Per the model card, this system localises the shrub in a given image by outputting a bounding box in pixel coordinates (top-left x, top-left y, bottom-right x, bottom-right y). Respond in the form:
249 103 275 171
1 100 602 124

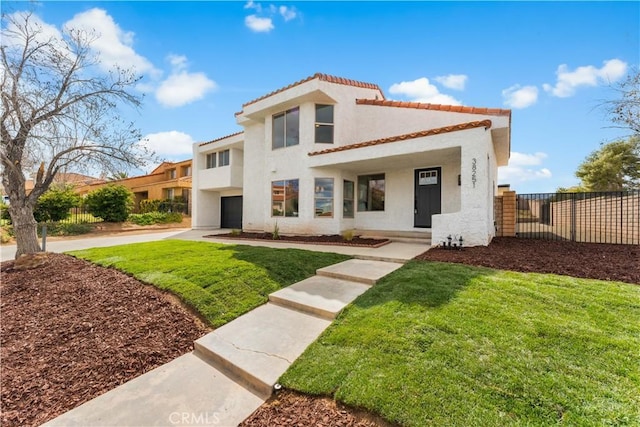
85 184 134 222
139 199 161 214
34 185 81 222
341 229 355 241
0 225 13 243
272 221 280 240
0 201 10 224
230 229 241 236
128 212 183 226
37 222 93 236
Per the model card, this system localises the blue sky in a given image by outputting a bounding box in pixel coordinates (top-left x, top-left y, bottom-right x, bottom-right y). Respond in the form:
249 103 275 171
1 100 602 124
5 1 639 193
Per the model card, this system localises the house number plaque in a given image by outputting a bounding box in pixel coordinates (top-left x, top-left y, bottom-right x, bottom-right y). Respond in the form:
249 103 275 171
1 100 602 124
471 158 477 188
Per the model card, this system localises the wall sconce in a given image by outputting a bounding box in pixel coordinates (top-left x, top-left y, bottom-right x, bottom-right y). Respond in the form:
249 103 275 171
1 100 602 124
458 174 461 186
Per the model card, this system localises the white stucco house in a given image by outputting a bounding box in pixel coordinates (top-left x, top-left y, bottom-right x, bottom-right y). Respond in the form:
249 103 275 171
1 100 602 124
192 73 511 246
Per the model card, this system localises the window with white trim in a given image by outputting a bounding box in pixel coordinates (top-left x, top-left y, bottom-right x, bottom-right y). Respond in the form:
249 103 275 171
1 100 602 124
315 104 334 144
218 149 230 167
206 153 216 169
343 180 354 218
272 179 299 217
357 174 385 211
272 107 299 149
314 178 334 217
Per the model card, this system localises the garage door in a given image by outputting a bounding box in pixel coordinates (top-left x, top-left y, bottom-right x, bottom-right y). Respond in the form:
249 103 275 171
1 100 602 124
221 196 243 229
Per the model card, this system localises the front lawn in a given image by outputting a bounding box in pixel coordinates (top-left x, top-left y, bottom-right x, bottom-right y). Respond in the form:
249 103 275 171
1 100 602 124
69 240 350 327
280 261 640 426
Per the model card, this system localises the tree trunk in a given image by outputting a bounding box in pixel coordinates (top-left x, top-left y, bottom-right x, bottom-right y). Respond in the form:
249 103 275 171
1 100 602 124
10 204 42 258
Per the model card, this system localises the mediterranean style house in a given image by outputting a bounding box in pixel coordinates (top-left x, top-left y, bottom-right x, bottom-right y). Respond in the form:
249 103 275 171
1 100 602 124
192 73 511 246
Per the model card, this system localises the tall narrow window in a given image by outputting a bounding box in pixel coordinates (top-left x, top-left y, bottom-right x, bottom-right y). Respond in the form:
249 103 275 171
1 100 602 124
357 174 385 211
315 104 334 144
272 179 299 217
218 149 230 166
272 107 299 149
343 180 354 218
206 153 216 169
314 178 334 217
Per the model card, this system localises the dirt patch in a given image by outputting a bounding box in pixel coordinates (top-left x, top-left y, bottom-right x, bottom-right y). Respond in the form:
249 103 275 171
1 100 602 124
210 232 390 247
416 237 639 284
239 389 396 427
0 253 210 427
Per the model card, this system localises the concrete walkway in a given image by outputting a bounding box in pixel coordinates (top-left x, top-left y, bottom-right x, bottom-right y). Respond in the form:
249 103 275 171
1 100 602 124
171 229 429 263
44 257 404 427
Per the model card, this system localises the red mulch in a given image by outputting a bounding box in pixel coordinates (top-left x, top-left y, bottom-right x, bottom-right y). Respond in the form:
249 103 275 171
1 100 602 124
416 237 640 284
0 253 210 427
239 389 396 427
209 232 390 247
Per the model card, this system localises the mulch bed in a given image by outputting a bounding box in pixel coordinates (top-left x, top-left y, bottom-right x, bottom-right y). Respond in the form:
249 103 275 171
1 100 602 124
209 232 391 247
0 253 210 427
416 237 640 284
239 389 396 427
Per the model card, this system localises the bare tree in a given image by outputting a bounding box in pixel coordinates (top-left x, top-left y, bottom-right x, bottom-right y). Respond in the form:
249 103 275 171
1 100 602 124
605 68 640 135
1 11 152 258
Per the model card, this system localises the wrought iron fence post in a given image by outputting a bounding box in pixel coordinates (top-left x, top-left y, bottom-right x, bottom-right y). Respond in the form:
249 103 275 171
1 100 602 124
570 194 576 242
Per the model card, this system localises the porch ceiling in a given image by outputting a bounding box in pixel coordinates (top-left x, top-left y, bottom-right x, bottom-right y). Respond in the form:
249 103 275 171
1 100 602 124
309 146 461 173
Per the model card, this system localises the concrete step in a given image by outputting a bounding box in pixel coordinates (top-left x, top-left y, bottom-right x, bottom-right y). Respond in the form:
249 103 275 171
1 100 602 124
358 229 432 244
194 303 331 398
43 353 265 427
316 259 403 285
269 276 371 320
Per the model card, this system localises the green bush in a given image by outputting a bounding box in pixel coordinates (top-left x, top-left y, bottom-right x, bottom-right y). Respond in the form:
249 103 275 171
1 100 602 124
37 222 93 236
139 198 187 214
128 212 183 225
34 185 81 222
85 184 133 222
0 201 10 224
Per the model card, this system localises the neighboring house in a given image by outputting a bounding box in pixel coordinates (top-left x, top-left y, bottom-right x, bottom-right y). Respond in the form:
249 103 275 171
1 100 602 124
193 73 511 246
75 160 193 213
1 172 106 203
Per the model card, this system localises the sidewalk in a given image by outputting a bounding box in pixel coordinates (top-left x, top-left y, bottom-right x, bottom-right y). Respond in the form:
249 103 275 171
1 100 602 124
44 256 405 427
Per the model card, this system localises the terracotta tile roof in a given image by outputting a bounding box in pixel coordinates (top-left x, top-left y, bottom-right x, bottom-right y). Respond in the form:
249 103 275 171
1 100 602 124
356 99 511 117
235 73 384 116
308 120 492 157
199 131 244 147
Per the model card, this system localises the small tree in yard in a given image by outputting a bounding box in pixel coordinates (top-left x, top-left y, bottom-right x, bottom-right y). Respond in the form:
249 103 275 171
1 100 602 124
0 11 151 258
33 185 80 222
84 184 133 222
575 137 640 191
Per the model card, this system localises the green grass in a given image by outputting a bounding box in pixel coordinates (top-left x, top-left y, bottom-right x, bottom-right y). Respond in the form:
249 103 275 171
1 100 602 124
68 240 350 328
281 260 640 427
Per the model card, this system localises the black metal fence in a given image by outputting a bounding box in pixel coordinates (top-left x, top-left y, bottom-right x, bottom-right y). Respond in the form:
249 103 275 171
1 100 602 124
516 191 639 245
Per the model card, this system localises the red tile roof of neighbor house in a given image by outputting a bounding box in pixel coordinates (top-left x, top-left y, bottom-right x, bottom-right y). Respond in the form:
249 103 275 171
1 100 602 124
234 73 384 116
199 131 244 147
308 120 492 156
355 99 511 117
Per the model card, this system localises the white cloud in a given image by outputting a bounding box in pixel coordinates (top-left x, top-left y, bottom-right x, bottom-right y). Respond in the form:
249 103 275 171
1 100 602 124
434 74 468 91
543 59 628 98
155 55 217 108
139 131 194 159
502 84 539 109
244 0 261 10
389 77 462 105
64 8 158 76
498 151 552 184
3 12 64 49
245 14 274 32
279 5 297 21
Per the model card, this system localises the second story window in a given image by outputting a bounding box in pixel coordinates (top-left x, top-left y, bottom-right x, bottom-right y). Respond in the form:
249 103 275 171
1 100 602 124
272 107 299 149
206 153 216 169
168 169 177 179
218 150 230 167
315 104 334 144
